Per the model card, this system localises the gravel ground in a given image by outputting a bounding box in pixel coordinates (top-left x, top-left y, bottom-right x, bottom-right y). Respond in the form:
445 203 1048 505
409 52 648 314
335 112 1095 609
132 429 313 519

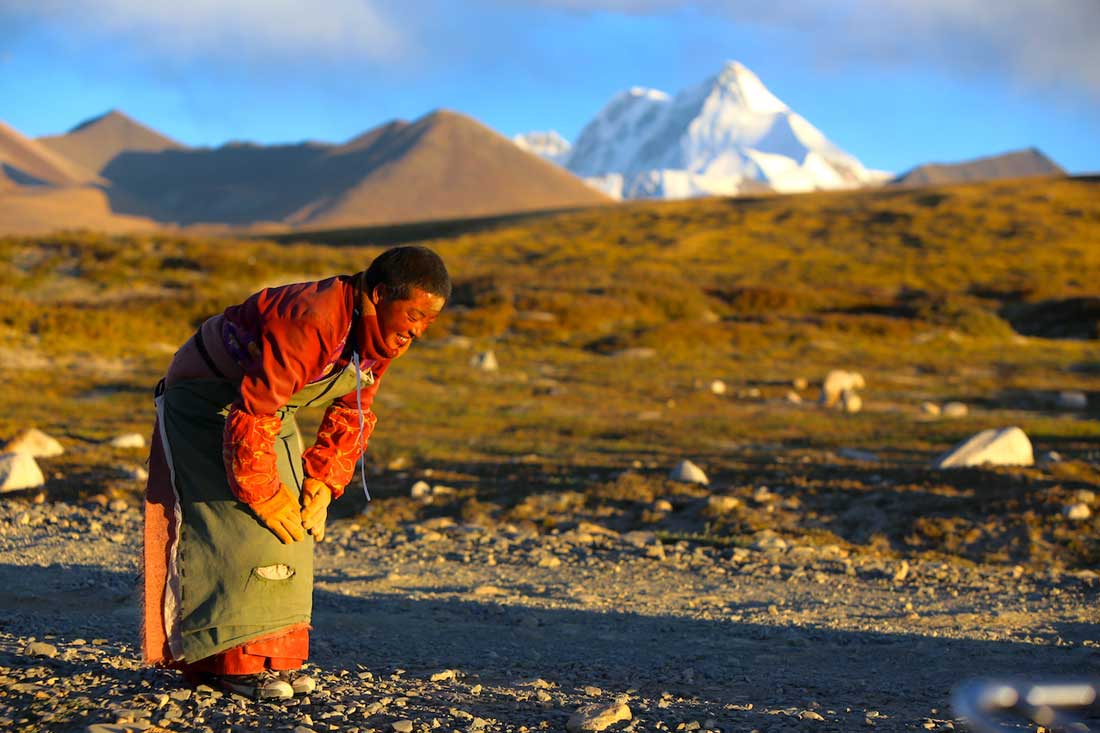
0 496 1097 733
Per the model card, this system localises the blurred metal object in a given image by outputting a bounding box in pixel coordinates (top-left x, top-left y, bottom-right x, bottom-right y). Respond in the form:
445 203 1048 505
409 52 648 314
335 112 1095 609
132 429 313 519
953 679 1100 732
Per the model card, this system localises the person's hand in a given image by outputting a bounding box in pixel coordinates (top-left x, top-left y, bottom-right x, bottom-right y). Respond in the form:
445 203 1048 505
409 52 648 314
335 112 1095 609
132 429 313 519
301 478 333 542
248 483 306 544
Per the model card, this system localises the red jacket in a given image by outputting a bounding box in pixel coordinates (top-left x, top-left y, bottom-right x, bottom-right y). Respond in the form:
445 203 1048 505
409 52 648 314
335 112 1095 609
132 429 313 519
220 275 389 502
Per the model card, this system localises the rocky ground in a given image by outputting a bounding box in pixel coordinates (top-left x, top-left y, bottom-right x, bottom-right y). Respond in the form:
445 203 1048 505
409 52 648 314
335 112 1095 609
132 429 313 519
0 493 1097 733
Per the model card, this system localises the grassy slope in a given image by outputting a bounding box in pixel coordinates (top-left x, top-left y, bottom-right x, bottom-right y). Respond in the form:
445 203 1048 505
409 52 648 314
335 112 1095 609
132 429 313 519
1 176 1098 567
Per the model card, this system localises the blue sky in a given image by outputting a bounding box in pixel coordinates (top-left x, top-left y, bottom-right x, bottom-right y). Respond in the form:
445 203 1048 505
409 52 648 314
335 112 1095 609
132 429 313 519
1 0 1097 174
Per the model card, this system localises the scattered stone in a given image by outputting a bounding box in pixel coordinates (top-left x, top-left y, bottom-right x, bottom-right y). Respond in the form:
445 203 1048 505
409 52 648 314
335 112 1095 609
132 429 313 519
1056 390 1088 410
705 495 741 515
933 426 1034 468
820 370 865 407
118 465 148 482
837 448 878 462
893 560 910 583
470 350 499 372
410 480 432 499
1039 451 1063 466
669 460 708 485
3 428 64 457
792 377 809 391
612 347 657 360
799 710 826 721
430 669 459 682
709 379 727 395
109 499 129 513
391 720 414 733
785 391 803 404
1064 503 1091 521
566 698 632 732
941 402 969 418
108 433 146 449
0 452 46 493
23 641 58 658
752 534 788 552
622 531 659 549
920 402 941 416
840 389 862 414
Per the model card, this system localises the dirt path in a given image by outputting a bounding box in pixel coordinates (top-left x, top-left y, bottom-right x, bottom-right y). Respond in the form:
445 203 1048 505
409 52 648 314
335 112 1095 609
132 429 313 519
0 497 1096 732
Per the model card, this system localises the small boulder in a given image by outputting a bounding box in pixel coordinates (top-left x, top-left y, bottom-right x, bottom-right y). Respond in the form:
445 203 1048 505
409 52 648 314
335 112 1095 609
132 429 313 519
109 433 146 449
920 402 941 416
785 391 802 404
470 350 499 372
1056 391 1088 410
840 389 862 414
941 402 969 418
792 377 809 391
709 379 727 395
1063 503 1091 521
566 699 632 732
669 460 708 485
933 427 1034 469
409 480 432 499
4 428 64 457
820 370 865 407
0 452 46 493
705 495 741 515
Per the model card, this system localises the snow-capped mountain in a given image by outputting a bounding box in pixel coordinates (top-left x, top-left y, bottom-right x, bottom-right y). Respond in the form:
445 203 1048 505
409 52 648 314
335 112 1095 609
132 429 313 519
512 130 572 166
531 61 888 200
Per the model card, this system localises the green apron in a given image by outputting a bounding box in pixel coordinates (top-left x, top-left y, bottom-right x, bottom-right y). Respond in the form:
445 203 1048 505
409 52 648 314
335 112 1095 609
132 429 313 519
159 361 371 662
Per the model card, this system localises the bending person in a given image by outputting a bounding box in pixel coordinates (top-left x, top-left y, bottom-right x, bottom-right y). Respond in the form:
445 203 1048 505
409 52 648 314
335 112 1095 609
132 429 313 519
142 245 449 699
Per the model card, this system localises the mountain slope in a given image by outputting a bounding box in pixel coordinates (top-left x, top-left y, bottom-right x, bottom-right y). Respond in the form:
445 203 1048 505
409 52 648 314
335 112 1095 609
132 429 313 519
894 148 1065 186
564 61 885 199
291 110 612 227
38 110 183 174
0 121 99 187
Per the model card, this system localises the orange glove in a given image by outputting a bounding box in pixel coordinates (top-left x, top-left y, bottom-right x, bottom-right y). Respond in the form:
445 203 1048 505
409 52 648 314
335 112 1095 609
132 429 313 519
301 477 333 542
248 483 305 544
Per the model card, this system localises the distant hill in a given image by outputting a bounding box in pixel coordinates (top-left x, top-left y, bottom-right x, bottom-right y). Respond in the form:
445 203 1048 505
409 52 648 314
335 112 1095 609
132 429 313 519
893 148 1065 186
0 121 99 187
100 109 612 227
38 110 183 174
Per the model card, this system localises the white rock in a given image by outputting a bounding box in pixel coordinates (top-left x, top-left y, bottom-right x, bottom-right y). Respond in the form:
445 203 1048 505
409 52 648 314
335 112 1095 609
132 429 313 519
3 428 64 457
470 350 499 372
920 402 941 416
109 433 146 449
709 379 727 395
934 427 1034 469
0 452 46 492
785 391 802 404
409 480 432 499
669 460 708 485
941 402 969 418
1063 503 1091 520
1056 391 1088 410
820 370 865 407
792 377 809 391
840 389 862 414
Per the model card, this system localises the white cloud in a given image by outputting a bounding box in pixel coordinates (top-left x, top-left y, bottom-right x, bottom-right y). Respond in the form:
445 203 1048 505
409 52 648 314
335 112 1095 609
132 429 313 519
1 0 409 64
516 0 1100 95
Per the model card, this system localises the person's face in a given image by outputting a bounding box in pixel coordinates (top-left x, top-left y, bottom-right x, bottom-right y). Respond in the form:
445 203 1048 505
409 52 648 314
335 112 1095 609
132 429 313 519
371 285 445 356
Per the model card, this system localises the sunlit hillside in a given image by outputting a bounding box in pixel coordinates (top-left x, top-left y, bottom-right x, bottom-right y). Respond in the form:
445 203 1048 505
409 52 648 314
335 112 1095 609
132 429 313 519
2 175 1098 568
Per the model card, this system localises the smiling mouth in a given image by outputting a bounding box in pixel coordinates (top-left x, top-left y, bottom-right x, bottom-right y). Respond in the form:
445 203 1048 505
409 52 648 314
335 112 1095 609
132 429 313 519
395 334 410 346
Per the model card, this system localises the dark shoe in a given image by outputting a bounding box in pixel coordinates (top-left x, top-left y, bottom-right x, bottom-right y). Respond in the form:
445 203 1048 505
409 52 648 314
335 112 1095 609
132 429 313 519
279 669 317 695
215 671 294 700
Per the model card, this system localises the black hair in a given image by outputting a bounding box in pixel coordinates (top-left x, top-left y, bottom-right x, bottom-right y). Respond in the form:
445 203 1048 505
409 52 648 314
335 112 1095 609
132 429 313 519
362 245 451 301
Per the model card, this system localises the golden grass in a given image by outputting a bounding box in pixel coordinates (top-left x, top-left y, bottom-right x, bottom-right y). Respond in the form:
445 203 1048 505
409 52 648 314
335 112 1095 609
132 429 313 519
2 176 1098 567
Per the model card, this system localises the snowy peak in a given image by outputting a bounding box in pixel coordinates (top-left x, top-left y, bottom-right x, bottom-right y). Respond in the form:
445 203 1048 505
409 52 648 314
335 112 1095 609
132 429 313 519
558 60 885 199
513 130 571 165
702 61 788 115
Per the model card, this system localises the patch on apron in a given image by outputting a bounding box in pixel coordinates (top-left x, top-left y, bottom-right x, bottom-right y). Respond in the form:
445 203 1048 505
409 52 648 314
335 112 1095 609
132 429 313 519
253 564 296 581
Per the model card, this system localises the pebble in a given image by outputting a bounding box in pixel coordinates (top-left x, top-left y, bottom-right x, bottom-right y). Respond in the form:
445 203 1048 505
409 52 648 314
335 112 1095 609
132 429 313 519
392 720 414 733
1063 503 1091 520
